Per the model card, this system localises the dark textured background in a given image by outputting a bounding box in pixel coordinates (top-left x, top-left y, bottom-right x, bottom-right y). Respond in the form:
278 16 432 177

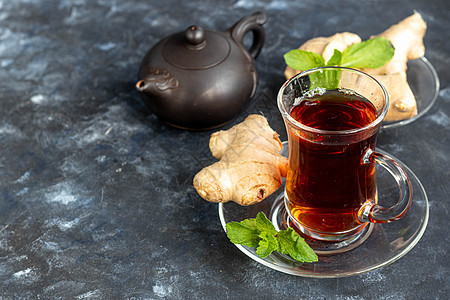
0 0 448 298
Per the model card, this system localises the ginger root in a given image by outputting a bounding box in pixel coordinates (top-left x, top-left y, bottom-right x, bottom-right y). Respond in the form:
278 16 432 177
193 114 288 206
373 73 418 120
284 12 427 122
364 12 426 121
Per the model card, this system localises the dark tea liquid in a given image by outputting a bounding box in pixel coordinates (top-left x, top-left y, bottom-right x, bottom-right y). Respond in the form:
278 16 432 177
286 89 378 237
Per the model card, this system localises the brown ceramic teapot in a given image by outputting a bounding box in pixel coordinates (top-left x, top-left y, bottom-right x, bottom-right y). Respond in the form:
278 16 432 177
136 11 267 130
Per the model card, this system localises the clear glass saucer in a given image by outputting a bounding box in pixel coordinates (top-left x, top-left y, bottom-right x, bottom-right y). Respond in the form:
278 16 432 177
381 57 440 129
218 147 429 278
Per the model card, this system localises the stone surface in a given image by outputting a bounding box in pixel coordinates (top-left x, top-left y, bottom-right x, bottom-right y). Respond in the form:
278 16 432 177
0 0 449 298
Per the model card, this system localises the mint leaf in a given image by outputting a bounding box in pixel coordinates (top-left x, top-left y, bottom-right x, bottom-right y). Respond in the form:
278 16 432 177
257 231 279 258
226 219 260 247
277 228 318 263
284 49 325 71
326 49 343 66
225 212 318 263
255 212 279 258
341 37 394 68
255 211 277 235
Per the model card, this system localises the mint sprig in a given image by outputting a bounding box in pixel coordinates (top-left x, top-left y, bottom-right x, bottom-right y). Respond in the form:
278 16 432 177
283 37 394 90
226 212 318 263
283 36 394 70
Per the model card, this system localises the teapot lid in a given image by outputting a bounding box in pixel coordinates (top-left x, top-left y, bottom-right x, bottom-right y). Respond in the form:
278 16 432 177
162 25 231 70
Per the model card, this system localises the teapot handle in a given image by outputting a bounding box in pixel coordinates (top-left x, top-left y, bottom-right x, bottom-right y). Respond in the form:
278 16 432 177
230 11 267 59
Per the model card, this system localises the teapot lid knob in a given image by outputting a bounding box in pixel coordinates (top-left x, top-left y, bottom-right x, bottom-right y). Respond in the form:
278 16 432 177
185 26 206 48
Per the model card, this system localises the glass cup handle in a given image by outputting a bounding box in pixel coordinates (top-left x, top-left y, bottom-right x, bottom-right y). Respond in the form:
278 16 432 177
359 149 413 223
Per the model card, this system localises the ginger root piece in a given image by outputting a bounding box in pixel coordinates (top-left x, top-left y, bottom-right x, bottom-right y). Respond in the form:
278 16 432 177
283 13 427 122
193 114 288 206
363 12 426 120
373 73 418 121
284 32 361 79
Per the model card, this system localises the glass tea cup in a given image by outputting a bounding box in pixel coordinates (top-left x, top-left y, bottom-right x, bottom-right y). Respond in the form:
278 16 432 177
277 67 412 247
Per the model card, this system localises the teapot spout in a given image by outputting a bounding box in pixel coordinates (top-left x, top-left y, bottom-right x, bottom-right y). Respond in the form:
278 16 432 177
136 79 153 93
136 68 179 94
